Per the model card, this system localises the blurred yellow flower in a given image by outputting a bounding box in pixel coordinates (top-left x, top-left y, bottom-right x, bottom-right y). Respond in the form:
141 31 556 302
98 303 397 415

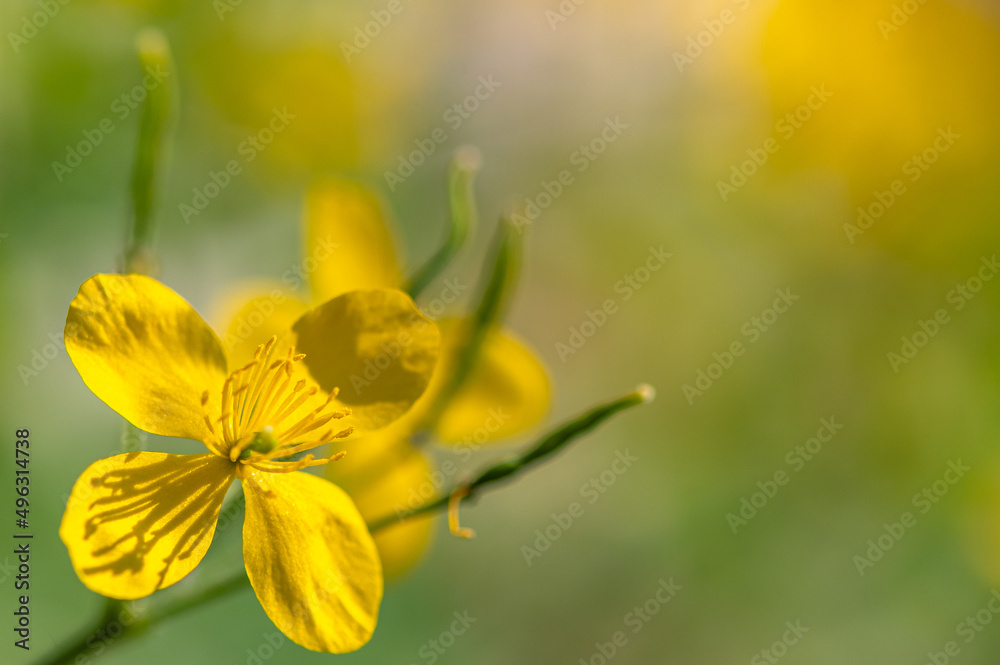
761 0 1000 261
60 274 440 653
222 179 550 577
190 37 358 176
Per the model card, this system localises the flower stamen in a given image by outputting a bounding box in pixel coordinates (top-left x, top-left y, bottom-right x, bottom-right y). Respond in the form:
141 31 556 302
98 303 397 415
202 337 351 473
448 484 476 539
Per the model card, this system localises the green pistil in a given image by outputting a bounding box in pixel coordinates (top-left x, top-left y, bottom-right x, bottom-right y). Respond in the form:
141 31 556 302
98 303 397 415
240 428 279 459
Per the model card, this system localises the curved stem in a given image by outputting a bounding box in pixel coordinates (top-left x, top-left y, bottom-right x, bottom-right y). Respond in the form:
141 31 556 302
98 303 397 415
420 216 521 434
405 146 480 298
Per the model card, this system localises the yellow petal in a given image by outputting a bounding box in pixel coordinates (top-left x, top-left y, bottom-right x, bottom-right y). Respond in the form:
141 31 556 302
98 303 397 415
65 274 229 441
59 452 234 599
213 284 310 368
283 288 441 433
327 426 435 580
434 322 551 445
361 453 435 580
305 179 402 301
241 469 382 653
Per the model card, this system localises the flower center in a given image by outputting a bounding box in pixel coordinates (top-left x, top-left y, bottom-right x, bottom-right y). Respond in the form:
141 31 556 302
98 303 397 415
241 425 279 459
201 336 352 474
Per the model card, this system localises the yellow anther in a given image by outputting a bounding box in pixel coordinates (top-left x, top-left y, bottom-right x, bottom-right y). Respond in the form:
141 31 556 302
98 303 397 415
203 337 352 473
448 485 476 539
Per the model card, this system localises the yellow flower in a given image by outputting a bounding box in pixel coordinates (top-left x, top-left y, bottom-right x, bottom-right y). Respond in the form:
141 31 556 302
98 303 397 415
760 0 1000 261
220 179 551 577
60 274 440 653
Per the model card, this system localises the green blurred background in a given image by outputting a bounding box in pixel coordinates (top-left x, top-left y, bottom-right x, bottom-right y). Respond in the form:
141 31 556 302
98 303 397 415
4 0 1000 663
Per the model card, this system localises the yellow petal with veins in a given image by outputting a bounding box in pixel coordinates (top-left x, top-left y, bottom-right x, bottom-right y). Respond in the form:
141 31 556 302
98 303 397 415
282 289 440 434
59 452 234 599
65 274 229 441
242 469 382 653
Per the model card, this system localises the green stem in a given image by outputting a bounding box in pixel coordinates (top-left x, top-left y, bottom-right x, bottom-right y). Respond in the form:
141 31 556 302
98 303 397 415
145 571 250 625
120 421 147 453
122 28 175 276
419 215 521 434
32 599 130 665
369 384 655 531
34 573 249 665
34 385 653 665
405 146 481 298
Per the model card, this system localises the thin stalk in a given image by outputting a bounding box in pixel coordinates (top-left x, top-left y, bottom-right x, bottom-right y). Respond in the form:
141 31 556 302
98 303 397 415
122 28 175 275
405 146 481 298
419 216 521 434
